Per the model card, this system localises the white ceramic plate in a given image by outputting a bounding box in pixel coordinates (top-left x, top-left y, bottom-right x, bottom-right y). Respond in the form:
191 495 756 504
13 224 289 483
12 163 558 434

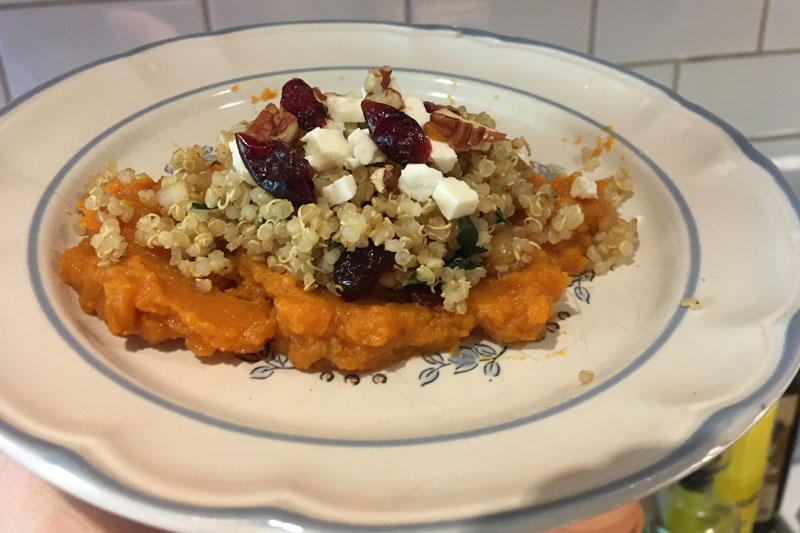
1 22 799 532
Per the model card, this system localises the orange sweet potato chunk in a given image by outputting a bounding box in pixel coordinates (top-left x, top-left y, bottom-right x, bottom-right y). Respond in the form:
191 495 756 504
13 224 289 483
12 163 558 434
468 251 571 343
59 240 275 355
238 255 475 370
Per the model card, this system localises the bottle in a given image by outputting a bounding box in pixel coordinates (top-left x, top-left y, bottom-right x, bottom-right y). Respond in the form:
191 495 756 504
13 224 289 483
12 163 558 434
652 456 740 533
754 377 800 532
714 403 779 532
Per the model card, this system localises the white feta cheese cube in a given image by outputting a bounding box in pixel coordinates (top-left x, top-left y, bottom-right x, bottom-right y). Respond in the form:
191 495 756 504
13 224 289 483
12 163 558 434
301 127 353 172
432 177 479 220
569 174 598 199
228 139 248 175
429 139 457 173
398 164 443 201
370 167 386 193
228 139 257 186
345 128 387 169
322 174 357 205
325 95 365 123
403 96 430 127
324 120 345 130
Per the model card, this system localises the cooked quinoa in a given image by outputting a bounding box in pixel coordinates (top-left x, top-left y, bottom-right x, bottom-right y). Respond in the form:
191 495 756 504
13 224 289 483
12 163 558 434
77 67 638 315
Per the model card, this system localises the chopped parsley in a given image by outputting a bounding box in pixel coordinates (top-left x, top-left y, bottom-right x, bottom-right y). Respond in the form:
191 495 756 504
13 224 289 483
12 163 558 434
495 207 511 227
445 216 488 270
455 216 488 257
445 254 479 270
404 270 426 286
327 238 342 251
191 202 212 210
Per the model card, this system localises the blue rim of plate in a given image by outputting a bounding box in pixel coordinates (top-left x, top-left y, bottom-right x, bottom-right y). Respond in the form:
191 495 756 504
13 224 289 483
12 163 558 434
1 20 799 532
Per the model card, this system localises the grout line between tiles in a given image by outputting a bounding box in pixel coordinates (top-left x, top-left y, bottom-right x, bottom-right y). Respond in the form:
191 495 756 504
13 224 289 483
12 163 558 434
0 53 12 104
587 0 598 56
681 46 800 63
748 131 800 143
200 0 212 32
671 60 681 92
0 0 137 10
404 0 412 24
618 58 678 69
757 0 770 52
618 46 800 68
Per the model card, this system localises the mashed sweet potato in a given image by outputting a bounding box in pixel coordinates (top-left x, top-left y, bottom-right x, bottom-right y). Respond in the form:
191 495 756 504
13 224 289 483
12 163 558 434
58 172 606 371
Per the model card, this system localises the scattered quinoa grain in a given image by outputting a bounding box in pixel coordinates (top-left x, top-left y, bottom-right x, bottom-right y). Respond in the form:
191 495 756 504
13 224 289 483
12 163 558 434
680 297 703 310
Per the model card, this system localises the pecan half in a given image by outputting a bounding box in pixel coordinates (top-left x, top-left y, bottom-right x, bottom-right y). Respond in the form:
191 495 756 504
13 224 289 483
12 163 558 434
312 87 327 101
365 66 392 92
368 165 400 193
382 165 399 191
423 101 465 117
364 66 403 109
427 109 506 152
246 103 300 144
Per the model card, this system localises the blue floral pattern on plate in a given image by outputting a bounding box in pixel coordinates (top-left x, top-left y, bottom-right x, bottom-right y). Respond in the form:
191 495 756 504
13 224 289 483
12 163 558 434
418 342 507 386
238 271 594 387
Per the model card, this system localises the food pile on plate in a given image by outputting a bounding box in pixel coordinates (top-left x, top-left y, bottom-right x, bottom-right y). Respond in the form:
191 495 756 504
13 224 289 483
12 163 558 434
59 67 638 371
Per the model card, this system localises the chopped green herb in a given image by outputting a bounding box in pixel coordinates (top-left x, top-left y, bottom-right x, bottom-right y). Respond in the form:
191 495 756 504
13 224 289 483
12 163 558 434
456 216 488 257
549 191 557 199
327 238 342 251
191 202 212 210
445 216 488 270
404 270 426 285
495 207 511 227
446 254 479 270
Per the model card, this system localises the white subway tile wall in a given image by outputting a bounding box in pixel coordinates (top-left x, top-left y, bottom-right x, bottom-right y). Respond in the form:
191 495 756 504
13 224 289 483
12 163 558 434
595 0 763 63
0 0 798 192
679 53 800 138
627 64 676 90
207 0 405 30
763 0 800 50
410 0 592 53
0 1 205 97
752 137 800 188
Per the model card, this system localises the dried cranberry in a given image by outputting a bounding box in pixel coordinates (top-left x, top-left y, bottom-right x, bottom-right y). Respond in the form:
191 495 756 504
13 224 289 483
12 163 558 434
361 100 431 167
280 78 326 132
334 242 393 301
407 284 444 307
235 133 315 207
